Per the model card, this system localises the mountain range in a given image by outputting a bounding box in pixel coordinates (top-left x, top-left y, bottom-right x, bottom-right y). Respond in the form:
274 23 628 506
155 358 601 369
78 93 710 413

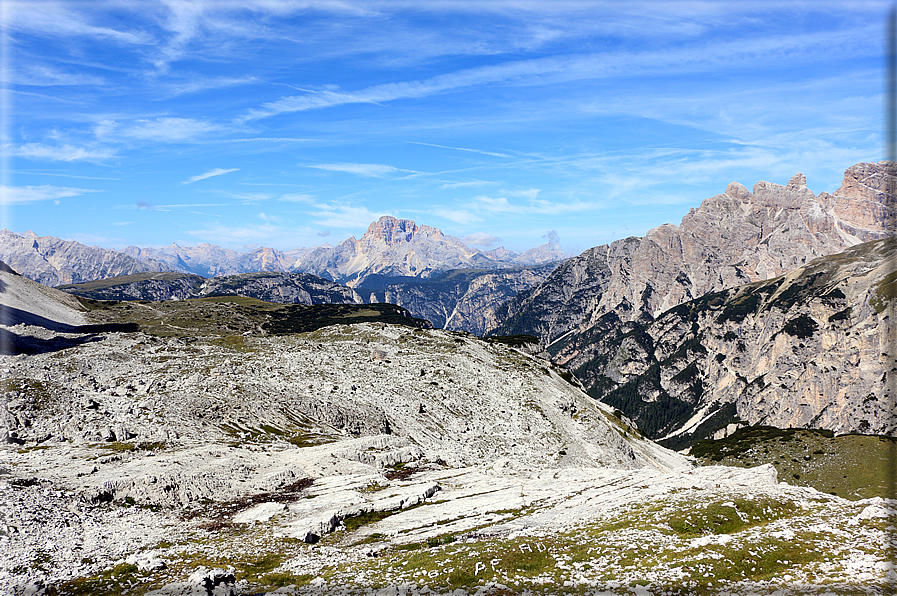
0 226 890 595
3 161 894 446
0 216 564 288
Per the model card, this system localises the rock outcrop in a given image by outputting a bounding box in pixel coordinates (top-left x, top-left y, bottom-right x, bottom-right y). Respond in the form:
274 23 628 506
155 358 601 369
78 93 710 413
0 261 89 328
199 272 363 304
56 271 364 305
56 272 206 301
578 236 896 447
491 163 895 348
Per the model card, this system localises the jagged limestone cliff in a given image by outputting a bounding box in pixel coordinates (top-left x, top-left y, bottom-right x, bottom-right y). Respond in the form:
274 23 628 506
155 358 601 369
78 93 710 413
580 237 897 448
491 163 895 346
293 216 565 288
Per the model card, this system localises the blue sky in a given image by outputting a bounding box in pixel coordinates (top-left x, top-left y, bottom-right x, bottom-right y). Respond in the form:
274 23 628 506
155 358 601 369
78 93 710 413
0 1 888 256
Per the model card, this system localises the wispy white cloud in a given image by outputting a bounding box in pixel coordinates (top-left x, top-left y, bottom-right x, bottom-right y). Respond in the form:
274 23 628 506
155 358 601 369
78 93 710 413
307 163 416 177
5 64 105 87
240 57 570 121
187 222 281 245
9 143 117 162
68 232 120 246
241 23 876 123
8 1 153 45
439 180 494 190
278 193 316 202
159 75 258 97
11 171 122 180
429 208 482 225
469 194 601 216
121 117 221 141
0 184 99 204
184 168 240 184
308 203 387 229
209 137 318 143
221 191 273 201
463 232 502 247
502 187 541 200
131 201 229 211
409 141 513 158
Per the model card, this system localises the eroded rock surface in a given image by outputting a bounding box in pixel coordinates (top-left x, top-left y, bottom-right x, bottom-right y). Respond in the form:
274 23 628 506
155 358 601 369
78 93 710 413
585 237 897 447
0 286 892 594
492 163 894 344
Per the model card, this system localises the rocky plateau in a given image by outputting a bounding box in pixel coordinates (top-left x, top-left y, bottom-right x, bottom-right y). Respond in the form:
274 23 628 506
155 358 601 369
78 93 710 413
56 271 363 306
0 260 894 595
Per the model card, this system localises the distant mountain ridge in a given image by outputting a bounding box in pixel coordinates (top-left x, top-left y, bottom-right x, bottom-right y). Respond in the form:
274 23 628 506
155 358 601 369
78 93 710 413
121 243 304 278
0 216 564 289
56 270 363 305
0 229 169 287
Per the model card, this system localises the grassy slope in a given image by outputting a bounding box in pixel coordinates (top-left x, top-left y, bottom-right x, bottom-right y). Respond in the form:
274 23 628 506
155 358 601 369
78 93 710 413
691 426 896 500
78 295 431 338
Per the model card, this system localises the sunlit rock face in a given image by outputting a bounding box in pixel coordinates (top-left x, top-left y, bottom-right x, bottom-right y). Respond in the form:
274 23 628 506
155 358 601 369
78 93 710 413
587 236 897 448
491 162 895 347
488 162 895 447
369 262 559 335
292 215 565 288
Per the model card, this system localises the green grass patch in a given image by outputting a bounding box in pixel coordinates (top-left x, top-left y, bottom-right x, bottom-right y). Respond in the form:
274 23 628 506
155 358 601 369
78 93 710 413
693 426 897 500
343 509 397 533
53 563 145 596
666 497 797 536
81 296 431 340
211 335 254 352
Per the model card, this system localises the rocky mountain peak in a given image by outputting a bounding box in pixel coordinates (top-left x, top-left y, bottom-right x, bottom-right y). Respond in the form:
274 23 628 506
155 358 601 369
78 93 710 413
788 172 807 189
724 181 751 200
491 161 894 354
365 216 429 246
835 160 896 203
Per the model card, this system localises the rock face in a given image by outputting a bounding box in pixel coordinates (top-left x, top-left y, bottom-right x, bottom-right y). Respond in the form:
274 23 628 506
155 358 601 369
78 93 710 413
293 216 565 288
56 271 364 305
578 237 897 448
368 262 559 335
0 229 169 286
0 322 671 471
199 272 363 304
492 163 895 347
56 272 206 301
